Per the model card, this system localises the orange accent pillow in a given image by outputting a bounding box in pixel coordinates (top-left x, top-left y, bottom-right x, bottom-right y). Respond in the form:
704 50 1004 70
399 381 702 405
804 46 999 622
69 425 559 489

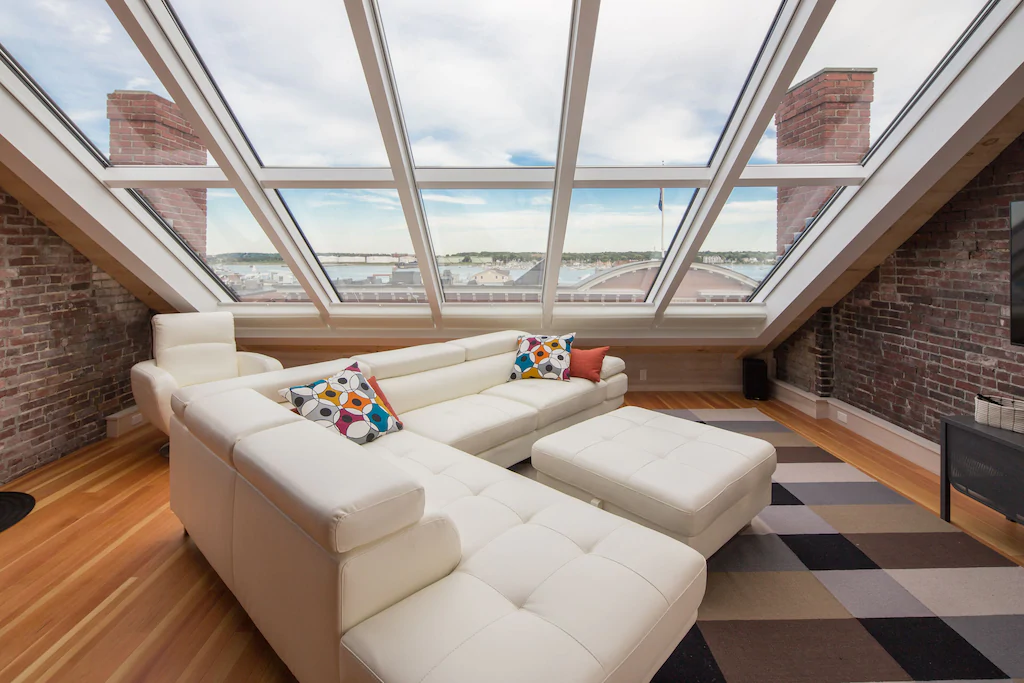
570 347 609 383
368 376 402 427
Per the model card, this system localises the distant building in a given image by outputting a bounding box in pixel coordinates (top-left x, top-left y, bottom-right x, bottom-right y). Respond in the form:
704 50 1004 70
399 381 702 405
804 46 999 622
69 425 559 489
470 268 511 285
391 268 423 286
701 255 724 264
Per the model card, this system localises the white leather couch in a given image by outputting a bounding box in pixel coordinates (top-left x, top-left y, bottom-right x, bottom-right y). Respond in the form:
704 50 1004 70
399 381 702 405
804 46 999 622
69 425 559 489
169 331 707 683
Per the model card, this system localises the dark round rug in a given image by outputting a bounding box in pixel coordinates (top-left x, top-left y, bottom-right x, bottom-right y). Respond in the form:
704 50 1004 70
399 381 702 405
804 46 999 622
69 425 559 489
0 491 35 533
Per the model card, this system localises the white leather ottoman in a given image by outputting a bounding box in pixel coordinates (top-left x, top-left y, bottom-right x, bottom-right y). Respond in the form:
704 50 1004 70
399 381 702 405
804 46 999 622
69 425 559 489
532 406 777 557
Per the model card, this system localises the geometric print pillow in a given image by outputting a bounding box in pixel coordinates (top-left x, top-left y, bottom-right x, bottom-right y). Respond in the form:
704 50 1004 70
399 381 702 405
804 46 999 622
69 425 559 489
278 362 401 444
509 333 575 381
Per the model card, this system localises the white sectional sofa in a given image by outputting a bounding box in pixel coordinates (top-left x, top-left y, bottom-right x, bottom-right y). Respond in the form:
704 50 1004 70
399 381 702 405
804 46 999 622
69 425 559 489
168 330 707 683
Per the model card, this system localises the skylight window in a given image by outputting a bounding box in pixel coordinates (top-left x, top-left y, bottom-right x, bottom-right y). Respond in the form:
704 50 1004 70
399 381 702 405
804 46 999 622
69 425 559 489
751 0 988 164
137 188 309 302
558 188 697 302
168 0 388 167
279 189 426 303
423 190 552 302
0 0 212 165
376 0 572 167
672 185 841 302
577 0 781 166
0 0 1008 321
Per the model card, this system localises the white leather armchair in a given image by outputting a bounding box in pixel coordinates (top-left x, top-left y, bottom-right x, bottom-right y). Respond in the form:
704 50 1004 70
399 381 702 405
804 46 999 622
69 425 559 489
131 312 283 436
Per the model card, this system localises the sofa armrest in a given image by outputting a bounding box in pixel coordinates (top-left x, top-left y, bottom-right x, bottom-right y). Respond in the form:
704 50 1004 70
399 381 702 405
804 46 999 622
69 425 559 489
601 354 626 380
339 510 460 632
131 360 179 435
234 418 425 553
237 351 284 376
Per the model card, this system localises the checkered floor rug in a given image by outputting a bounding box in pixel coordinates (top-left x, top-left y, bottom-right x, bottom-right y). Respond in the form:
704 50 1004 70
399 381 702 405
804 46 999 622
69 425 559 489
649 408 1024 683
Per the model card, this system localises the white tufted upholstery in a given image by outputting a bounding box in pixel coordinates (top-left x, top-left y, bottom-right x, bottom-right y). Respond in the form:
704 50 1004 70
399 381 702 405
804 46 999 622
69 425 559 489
533 406 776 557
348 430 707 683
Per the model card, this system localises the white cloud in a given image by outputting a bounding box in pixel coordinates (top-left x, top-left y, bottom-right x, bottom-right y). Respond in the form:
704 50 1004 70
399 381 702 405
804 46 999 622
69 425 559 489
126 76 155 90
421 193 488 206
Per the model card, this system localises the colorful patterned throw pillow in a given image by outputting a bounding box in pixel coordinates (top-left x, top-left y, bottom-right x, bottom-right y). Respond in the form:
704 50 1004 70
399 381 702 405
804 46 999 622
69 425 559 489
279 363 401 444
510 333 575 381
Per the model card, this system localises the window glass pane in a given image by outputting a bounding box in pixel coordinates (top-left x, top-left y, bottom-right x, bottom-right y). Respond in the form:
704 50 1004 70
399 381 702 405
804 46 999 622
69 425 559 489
136 188 309 302
557 188 697 302
377 0 572 166
169 0 388 166
279 190 426 303
578 0 781 166
0 0 212 165
673 185 840 302
424 190 552 302
751 0 987 164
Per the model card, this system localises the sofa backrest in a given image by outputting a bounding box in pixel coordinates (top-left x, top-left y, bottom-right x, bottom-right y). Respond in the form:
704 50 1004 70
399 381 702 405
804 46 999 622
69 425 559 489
357 330 528 415
352 342 465 380
153 312 240 387
170 357 357 420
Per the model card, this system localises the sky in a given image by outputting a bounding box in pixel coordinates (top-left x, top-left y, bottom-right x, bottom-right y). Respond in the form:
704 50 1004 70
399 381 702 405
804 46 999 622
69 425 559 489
0 0 987 255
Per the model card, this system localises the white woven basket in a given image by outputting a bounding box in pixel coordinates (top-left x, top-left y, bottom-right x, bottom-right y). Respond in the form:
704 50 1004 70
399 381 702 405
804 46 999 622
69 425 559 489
975 394 1024 433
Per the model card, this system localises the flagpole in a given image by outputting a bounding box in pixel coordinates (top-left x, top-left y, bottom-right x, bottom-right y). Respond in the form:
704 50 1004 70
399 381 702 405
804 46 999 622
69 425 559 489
660 188 665 257
660 160 666 257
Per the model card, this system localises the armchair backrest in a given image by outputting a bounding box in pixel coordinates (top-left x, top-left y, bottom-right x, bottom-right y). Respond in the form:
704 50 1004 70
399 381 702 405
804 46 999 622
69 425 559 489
153 312 240 387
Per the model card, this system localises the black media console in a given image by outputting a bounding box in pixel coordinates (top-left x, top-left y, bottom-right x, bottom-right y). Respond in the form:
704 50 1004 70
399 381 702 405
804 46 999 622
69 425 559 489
940 415 1024 524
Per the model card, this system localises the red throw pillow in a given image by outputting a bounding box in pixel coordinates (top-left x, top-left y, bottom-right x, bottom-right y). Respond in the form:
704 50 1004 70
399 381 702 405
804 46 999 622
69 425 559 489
368 376 402 427
570 347 609 383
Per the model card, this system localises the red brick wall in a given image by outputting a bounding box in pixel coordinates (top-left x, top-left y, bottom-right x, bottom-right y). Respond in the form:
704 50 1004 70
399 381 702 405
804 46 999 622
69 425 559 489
775 307 834 396
107 91 208 255
0 186 152 484
775 133 1024 443
775 69 874 255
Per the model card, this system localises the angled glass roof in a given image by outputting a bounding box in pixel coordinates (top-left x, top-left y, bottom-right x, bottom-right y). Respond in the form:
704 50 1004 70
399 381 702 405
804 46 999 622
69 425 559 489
0 0 1000 322
753 0 988 164
280 189 426 303
377 0 572 167
578 0 782 166
424 190 552 302
558 188 697 302
169 0 387 167
0 0 211 164
140 188 309 302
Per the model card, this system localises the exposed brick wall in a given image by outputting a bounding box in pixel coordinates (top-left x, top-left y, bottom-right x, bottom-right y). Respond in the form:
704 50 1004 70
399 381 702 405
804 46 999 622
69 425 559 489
775 69 874 255
0 186 152 484
775 133 1024 443
107 90 208 255
775 308 834 396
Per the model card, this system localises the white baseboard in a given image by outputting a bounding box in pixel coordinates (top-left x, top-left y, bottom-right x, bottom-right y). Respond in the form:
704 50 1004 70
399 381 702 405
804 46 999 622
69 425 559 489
770 379 940 475
630 383 744 392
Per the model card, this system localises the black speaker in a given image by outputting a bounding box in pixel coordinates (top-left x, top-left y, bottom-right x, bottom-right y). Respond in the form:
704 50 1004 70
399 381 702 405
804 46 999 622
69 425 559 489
742 358 769 401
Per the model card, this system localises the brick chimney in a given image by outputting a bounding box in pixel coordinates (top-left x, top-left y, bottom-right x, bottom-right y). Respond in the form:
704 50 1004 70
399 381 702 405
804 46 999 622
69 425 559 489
107 91 209 255
774 68 875 256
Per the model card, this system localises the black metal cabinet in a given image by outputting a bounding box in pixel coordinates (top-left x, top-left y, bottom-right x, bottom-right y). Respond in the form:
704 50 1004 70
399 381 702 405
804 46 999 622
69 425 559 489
940 415 1024 523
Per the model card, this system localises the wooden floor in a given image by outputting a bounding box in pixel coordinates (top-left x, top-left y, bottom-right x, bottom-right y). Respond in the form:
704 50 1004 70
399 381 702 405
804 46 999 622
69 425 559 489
1 392 1022 683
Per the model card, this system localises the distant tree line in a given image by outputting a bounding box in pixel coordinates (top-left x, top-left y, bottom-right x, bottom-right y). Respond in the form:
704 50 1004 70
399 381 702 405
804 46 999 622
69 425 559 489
697 250 775 262
208 253 284 264
445 251 659 264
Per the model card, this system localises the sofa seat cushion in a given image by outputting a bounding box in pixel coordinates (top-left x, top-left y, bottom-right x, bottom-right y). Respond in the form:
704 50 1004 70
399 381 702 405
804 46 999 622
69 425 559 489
399 394 538 455
532 406 776 538
346 431 707 683
481 377 606 428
